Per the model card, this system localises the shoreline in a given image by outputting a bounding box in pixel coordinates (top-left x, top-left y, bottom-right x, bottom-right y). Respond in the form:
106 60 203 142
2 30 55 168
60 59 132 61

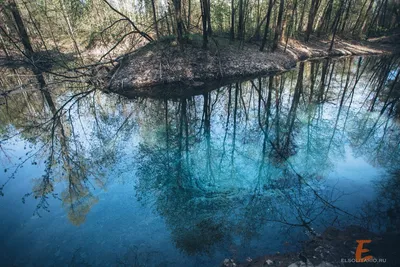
106 36 396 98
227 226 399 267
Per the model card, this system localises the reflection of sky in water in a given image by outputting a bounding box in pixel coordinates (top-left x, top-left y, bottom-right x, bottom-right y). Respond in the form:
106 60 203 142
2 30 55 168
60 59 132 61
0 56 399 266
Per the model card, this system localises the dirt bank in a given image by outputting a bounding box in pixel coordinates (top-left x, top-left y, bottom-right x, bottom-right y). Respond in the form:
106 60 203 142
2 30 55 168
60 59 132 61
222 226 399 267
106 35 396 98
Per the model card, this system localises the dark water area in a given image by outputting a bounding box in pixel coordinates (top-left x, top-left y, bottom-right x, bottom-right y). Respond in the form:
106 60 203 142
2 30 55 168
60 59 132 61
0 55 399 266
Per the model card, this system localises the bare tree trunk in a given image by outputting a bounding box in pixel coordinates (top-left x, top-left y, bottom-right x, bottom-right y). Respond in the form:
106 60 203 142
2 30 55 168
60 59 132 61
59 0 83 62
272 0 285 51
201 0 208 48
151 0 160 39
317 0 333 36
297 0 306 32
207 0 212 35
238 0 244 40
7 0 34 57
340 0 352 33
305 0 321 42
187 0 191 31
230 0 235 40
260 0 274 51
173 0 184 50
352 0 370 36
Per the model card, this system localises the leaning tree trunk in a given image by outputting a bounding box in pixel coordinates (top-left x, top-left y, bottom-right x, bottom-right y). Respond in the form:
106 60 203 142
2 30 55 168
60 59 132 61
7 0 34 57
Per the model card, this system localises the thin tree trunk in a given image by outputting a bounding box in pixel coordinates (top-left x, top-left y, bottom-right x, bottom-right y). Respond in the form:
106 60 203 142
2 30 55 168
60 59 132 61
238 0 244 40
207 0 212 35
59 0 83 62
260 0 274 51
230 0 235 40
297 0 306 32
201 0 208 48
305 0 321 42
187 0 191 31
151 0 160 39
272 0 285 51
173 0 184 50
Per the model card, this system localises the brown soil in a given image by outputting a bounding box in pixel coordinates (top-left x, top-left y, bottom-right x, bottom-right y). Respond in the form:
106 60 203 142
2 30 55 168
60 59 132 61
106 35 396 98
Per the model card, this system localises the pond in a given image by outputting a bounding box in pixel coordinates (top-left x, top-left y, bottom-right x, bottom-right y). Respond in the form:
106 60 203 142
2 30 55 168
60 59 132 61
0 55 399 266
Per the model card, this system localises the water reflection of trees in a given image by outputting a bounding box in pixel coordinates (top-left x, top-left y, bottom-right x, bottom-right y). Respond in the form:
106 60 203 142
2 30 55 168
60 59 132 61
1 55 399 251
0 66 130 225
131 55 400 255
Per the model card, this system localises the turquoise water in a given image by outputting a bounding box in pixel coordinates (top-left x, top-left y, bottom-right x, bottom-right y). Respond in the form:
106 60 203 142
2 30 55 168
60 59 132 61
0 56 399 266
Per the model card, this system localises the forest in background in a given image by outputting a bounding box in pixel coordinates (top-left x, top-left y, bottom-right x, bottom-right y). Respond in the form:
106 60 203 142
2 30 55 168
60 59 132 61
1 0 399 69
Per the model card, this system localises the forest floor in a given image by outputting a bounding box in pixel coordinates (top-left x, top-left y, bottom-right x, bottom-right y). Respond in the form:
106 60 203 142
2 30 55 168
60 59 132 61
226 226 399 267
106 34 399 98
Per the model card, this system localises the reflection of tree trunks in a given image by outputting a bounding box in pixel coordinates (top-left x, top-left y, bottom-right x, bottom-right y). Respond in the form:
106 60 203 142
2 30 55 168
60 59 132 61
318 59 330 102
274 77 282 151
231 83 239 174
177 98 186 187
219 86 232 167
330 58 352 147
381 68 400 115
165 99 170 175
370 59 393 111
284 62 303 153
324 61 335 100
309 62 317 102
203 93 213 182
